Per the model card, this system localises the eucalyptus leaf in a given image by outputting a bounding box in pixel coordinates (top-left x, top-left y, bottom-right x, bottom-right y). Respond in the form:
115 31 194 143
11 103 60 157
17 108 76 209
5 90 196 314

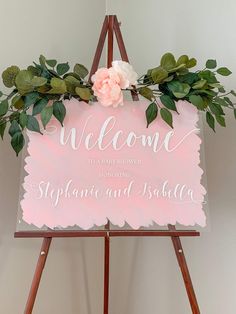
167 81 190 98
15 70 34 94
74 64 89 79
206 59 217 69
39 55 46 66
186 58 197 68
49 78 67 94
12 95 24 109
160 53 176 70
139 87 154 101
31 76 47 87
176 55 189 66
75 87 91 101
151 66 168 84
56 63 70 76
46 59 57 68
2 65 20 88
192 79 207 90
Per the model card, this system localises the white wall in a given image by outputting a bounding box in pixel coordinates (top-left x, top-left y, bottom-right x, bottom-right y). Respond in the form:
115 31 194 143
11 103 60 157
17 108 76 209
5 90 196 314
0 0 236 313
0 1 105 313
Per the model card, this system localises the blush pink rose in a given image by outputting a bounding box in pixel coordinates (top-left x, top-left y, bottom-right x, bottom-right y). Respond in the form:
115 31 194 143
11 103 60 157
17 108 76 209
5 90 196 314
92 68 123 107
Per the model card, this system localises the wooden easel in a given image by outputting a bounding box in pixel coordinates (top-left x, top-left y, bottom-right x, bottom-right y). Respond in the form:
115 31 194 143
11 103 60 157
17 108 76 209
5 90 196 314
15 15 201 314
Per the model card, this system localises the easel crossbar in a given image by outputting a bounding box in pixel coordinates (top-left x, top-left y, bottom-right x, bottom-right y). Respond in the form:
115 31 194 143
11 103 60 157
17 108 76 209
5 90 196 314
14 230 200 238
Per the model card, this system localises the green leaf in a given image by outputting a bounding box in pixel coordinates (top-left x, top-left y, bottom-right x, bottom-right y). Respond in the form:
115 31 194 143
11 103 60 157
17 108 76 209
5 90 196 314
75 87 91 101
31 76 47 87
49 78 67 94
9 120 21 137
206 59 217 69
186 58 197 68
209 102 224 116
46 59 57 68
160 108 173 128
64 75 81 93
178 72 199 85
206 111 215 132
176 55 189 66
39 55 46 66
19 112 28 129
0 121 7 139
15 70 34 94
213 96 228 107
12 95 24 109
27 115 42 134
33 98 48 115
41 106 53 129
215 114 226 127
192 79 207 90
24 92 39 107
139 87 154 101
231 90 236 97
160 53 176 70
53 101 66 126
189 95 205 110
224 96 233 106
151 66 168 83
74 64 89 79
0 91 3 98
2 65 20 88
0 99 9 116
217 67 232 76
234 109 236 119
167 81 190 98
218 87 226 93
11 132 25 156
27 65 41 76
145 102 158 127
199 70 218 84
160 95 177 111
56 63 70 76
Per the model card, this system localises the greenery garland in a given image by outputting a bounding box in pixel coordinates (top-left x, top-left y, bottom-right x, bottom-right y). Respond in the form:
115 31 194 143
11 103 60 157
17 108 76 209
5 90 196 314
0 53 235 155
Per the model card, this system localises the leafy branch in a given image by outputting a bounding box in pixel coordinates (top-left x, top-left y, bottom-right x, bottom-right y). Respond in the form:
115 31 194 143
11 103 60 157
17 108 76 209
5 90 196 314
0 53 235 155
141 53 236 130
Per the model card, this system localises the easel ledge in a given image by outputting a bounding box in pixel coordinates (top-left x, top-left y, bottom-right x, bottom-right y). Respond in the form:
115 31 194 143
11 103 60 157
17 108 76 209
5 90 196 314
14 229 200 238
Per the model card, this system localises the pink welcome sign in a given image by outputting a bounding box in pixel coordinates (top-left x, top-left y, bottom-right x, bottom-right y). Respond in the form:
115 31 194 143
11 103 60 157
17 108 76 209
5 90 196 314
21 100 206 229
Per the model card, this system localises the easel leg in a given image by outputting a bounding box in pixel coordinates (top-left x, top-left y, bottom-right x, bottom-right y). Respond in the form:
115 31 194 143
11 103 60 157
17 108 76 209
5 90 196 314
24 237 52 314
169 226 200 314
103 232 110 314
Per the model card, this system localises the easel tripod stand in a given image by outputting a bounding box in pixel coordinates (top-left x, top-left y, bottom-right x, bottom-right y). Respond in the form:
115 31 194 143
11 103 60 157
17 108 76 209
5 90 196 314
15 15 201 314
